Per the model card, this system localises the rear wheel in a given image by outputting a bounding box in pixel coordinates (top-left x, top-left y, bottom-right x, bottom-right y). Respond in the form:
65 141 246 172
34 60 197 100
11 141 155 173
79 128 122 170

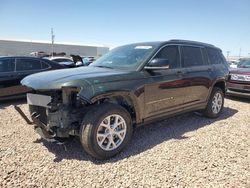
80 103 133 160
203 87 224 118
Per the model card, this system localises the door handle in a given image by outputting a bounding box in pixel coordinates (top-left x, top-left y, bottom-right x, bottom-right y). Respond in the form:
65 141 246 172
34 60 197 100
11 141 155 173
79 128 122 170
176 70 186 76
207 67 213 72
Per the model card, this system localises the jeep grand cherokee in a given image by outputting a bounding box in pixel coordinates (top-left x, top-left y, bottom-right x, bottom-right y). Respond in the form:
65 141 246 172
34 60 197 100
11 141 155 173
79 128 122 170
16 40 229 159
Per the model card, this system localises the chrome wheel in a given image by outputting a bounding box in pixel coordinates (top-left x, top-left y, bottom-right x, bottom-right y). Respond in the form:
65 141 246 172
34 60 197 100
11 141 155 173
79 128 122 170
96 114 127 151
212 92 223 114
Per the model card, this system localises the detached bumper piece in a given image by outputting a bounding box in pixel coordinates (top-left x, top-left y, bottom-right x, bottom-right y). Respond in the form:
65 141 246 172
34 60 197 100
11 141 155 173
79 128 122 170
14 105 57 141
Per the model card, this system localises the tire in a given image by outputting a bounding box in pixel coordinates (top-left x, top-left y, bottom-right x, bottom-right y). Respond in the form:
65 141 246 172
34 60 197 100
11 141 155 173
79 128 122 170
203 87 224 118
80 103 133 160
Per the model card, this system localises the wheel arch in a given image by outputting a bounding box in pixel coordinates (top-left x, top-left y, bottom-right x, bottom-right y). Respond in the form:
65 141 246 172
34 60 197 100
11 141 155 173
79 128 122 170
207 79 226 102
213 80 226 94
89 91 142 124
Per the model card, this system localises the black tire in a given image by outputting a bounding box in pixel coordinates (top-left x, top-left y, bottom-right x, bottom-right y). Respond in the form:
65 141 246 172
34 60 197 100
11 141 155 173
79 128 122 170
80 103 133 160
203 87 224 118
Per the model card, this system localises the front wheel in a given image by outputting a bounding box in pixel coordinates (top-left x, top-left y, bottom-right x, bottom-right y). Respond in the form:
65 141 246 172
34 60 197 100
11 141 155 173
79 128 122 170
80 103 133 160
203 87 224 118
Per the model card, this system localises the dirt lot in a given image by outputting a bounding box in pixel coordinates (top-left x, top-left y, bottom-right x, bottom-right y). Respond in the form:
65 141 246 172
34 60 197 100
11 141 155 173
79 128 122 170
0 97 249 187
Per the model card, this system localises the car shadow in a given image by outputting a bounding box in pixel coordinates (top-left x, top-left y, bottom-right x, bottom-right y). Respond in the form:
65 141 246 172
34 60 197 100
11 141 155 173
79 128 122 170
0 98 26 109
226 96 250 103
34 106 238 164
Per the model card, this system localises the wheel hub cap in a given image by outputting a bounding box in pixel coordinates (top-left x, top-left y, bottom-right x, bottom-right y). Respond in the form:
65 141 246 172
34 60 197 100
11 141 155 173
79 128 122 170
96 114 127 151
212 92 223 114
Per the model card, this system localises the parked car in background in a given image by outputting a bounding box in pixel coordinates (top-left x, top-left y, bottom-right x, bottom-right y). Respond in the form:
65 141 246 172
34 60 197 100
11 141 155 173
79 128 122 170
0 56 65 100
227 59 250 98
16 40 229 159
82 56 96 66
228 61 238 69
46 56 75 68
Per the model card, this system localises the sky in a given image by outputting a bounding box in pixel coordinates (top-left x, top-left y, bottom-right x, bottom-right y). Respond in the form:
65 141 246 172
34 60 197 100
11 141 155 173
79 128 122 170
0 0 249 57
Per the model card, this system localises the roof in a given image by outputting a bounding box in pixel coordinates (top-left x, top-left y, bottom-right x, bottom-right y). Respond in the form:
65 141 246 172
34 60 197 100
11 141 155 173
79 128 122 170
118 39 219 49
167 39 216 48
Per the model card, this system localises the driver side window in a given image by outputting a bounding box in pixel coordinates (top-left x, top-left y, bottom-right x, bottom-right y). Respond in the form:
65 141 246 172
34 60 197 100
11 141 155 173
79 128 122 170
154 45 180 69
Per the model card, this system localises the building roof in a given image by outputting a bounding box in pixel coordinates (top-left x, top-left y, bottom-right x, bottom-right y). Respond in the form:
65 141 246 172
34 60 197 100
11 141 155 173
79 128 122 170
0 38 109 48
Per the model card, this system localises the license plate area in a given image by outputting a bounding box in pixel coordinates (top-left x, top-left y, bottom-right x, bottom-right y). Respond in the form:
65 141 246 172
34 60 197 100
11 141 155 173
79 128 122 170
27 93 52 108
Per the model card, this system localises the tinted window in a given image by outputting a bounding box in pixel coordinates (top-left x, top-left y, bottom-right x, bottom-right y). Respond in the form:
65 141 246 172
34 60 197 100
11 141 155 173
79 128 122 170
154 45 180 69
53 58 73 63
181 46 204 67
0 58 15 72
206 48 223 64
16 58 42 71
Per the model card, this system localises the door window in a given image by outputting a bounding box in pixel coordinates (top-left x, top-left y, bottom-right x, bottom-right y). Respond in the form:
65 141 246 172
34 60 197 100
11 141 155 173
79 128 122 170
206 48 224 64
154 45 180 69
181 46 205 67
16 58 42 71
41 60 50 69
0 58 15 72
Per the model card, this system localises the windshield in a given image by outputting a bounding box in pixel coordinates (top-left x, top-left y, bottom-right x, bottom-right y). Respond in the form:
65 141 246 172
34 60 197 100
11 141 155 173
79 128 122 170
238 60 250 68
90 44 156 70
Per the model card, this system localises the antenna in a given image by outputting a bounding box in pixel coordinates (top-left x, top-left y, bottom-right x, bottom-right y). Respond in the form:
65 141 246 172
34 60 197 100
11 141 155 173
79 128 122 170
238 48 241 60
51 28 55 57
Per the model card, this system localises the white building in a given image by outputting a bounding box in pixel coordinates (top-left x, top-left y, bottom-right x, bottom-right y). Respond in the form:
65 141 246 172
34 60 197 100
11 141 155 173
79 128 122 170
0 39 109 57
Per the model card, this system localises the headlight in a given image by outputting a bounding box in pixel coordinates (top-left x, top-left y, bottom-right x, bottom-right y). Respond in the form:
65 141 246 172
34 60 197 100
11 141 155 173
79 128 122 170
230 74 250 81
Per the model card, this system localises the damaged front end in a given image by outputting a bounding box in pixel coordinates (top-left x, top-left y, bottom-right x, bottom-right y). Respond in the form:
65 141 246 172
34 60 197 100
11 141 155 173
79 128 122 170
15 87 88 142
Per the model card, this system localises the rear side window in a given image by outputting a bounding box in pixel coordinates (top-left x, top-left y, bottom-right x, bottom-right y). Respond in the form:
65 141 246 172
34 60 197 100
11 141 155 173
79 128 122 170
41 60 50 69
206 48 224 64
181 46 205 67
154 45 180 69
0 58 15 72
16 58 42 71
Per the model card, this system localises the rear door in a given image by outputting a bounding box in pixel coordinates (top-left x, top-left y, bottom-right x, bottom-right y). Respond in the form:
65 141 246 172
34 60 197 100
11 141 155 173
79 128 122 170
180 45 212 107
15 58 43 80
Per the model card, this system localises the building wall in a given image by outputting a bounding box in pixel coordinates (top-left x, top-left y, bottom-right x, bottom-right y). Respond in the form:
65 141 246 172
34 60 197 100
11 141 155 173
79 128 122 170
0 40 109 57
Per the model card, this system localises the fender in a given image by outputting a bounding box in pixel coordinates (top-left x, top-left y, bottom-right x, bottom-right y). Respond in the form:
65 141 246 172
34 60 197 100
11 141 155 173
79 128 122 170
89 91 143 124
207 77 226 102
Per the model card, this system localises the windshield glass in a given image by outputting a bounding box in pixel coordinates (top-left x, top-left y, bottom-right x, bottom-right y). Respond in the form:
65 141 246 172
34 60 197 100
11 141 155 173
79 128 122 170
238 60 250 68
90 44 156 70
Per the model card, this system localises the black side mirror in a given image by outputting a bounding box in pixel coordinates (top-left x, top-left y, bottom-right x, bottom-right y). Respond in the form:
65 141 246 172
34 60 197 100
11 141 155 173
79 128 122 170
144 58 170 70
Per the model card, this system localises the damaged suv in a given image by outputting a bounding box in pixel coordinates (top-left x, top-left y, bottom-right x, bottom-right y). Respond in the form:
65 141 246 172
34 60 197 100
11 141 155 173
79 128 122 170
16 40 229 159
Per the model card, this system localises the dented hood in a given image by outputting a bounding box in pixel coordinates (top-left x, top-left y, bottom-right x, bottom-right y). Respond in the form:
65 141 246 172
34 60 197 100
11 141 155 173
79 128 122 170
21 66 131 90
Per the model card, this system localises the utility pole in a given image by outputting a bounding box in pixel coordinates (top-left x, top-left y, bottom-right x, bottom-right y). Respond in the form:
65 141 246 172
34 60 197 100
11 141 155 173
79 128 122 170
226 51 230 61
238 48 241 60
51 28 55 57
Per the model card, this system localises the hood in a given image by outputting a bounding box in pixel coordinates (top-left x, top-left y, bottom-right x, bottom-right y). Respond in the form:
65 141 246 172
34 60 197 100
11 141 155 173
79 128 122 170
21 66 131 90
230 68 250 75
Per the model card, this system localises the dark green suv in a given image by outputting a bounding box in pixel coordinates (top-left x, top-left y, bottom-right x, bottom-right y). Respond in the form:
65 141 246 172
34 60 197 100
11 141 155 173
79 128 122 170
16 40 229 159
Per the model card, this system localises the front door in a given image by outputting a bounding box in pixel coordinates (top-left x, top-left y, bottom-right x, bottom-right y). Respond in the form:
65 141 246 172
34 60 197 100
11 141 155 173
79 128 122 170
0 58 20 98
144 45 187 118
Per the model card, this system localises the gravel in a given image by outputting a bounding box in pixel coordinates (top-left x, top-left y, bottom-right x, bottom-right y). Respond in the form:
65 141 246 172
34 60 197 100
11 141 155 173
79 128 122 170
0 97 249 187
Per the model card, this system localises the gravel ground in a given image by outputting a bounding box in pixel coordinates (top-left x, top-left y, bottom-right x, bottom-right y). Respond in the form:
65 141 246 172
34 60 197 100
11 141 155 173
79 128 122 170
0 97 249 187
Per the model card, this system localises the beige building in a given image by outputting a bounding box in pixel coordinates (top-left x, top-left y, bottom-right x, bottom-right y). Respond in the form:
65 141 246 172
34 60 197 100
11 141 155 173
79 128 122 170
0 39 109 57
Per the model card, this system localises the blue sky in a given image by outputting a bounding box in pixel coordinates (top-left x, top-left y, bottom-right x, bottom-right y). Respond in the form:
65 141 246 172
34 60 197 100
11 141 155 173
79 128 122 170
0 0 249 56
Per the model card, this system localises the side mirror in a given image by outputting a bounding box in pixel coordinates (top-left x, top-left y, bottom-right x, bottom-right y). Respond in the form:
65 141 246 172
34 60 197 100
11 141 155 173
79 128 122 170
144 58 170 70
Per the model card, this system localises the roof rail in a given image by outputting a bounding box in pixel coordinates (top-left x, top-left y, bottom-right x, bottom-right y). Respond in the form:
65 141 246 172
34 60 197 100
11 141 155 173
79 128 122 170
168 39 215 47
